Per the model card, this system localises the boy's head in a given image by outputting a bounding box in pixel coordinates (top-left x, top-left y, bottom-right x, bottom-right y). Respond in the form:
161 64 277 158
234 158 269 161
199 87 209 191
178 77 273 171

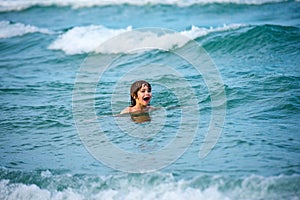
130 80 152 106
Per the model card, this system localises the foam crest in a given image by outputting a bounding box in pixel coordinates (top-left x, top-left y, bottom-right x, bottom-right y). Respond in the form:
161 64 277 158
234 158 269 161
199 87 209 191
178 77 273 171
0 0 289 12
0 179 227 200
181 24 244 39
48 24 244 55
1 173 299 200
48 25 132 55
0 20 53 39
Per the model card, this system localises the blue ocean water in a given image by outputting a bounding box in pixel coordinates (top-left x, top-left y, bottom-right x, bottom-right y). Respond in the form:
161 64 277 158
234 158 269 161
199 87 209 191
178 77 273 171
0 0 300 199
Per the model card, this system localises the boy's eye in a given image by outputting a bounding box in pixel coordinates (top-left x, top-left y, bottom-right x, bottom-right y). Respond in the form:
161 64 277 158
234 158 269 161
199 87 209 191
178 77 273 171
139 89 151 93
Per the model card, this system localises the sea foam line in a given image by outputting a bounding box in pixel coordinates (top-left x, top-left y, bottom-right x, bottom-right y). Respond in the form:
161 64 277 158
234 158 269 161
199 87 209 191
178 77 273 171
0 20 54 39
0 173 299 200
48 24 245 55
48 25 133 55
0 0 291 12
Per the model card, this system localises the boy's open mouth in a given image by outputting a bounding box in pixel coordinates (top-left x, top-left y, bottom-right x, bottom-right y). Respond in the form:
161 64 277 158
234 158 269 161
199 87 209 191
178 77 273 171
143 97 150 101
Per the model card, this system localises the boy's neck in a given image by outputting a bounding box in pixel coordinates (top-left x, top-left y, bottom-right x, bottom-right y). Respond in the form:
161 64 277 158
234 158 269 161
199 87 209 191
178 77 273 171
134 103 148 111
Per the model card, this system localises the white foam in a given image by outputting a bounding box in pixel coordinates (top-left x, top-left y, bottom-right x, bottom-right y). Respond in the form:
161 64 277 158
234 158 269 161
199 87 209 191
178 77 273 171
181 24 244 39
40 170 53 178
48 24 244 55
48 25 132 55
0 20 53 39
94 28 191 54
1 174 299 200
0 179 228 200
0 0 289 12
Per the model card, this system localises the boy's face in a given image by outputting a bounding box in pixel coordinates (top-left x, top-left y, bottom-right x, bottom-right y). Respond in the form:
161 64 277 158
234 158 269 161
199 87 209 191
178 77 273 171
134 84 152 106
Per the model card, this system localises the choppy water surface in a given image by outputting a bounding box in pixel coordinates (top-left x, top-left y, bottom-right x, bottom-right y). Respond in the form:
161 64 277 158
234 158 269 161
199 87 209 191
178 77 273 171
0 0 299 199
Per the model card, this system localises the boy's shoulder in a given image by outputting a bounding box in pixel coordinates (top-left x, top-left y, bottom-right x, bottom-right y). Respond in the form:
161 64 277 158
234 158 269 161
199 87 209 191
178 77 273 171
120 107 130 114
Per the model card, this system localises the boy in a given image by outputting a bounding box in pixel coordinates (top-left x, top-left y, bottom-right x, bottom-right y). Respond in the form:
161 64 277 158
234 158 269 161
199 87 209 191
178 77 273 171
120 80 155 114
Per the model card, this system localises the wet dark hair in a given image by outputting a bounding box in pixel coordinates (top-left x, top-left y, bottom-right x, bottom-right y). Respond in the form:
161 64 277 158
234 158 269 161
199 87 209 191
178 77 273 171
130 80 152 107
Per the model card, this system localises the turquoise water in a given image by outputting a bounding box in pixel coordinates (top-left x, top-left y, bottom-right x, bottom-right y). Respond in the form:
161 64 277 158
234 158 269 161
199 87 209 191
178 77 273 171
0 0 300 199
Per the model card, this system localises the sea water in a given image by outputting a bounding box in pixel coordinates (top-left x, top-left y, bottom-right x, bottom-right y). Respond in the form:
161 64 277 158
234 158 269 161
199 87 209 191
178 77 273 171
0 0 299 199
